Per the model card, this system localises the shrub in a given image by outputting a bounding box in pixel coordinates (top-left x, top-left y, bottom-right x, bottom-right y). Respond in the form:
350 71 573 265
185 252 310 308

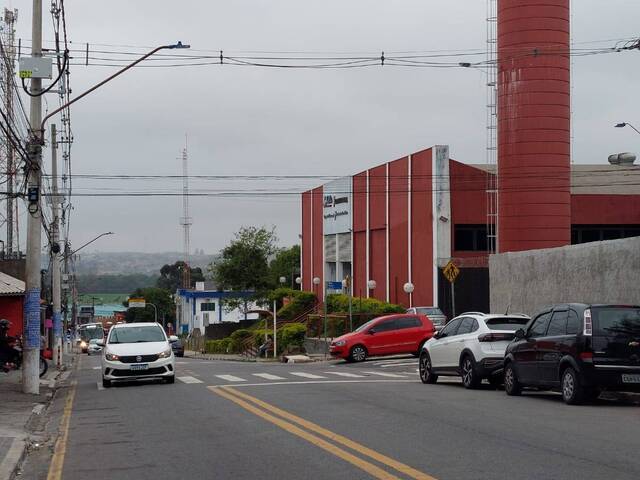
279 323 306 351
205 338 231 354
326 294 404 315
229 329 253 352
277 291 317 321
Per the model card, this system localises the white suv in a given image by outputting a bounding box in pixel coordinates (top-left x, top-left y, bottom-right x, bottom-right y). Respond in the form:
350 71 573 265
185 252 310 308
99 322 177 388
419 313 530 388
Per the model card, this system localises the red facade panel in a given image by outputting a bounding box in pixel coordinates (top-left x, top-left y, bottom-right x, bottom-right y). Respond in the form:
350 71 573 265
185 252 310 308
388 158 409 305
571 195 640 225
410 149 433 307
498 0 571 252
301 191 312 291
369 229 386 301
353 173 367 233
368 165 386 231
312 187 324 299
353 231 367 299
0 296 23 337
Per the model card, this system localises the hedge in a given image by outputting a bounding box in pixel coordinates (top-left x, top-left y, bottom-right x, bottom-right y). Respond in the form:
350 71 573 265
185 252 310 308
248 323 307 354
326 294 404 315
205 338 231 354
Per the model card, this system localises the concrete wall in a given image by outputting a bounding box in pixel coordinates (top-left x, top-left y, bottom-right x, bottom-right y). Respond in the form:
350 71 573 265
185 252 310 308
490 236 640 316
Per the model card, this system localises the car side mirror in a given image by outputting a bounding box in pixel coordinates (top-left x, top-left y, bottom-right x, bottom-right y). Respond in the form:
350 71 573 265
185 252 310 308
514 329 525 340
96 340 105 347
169 335 179 343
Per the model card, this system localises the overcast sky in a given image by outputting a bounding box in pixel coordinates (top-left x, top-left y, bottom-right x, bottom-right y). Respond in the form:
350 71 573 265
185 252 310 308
11 0 640 254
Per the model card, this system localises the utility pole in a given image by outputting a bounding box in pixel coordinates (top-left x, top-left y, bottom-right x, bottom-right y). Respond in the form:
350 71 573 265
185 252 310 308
23 0 43 394
3 9 17 255
51 124 62 368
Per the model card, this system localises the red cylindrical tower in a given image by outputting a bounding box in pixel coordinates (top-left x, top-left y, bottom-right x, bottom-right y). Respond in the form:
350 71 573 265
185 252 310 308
497 0 571 252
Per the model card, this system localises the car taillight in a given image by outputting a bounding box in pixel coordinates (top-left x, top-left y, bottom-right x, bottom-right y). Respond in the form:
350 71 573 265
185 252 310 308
478 333 514 342
579 351 593 360
583 309 592 336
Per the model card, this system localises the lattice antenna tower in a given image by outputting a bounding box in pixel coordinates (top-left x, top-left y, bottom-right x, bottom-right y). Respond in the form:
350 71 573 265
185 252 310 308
486 0 498 253
1 8 18 256
180 138 192 288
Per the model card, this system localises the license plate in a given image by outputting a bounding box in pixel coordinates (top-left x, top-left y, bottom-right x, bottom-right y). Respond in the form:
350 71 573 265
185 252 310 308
130 364 148 371
622 374 640 383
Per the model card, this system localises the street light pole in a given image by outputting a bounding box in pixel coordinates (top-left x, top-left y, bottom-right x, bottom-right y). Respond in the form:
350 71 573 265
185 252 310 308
146 303 158 323
615 122 640 136
22 37 189 394
65 232 114 258
51 124 62 368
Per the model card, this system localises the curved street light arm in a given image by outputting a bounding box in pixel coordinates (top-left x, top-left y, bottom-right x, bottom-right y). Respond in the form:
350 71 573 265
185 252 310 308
65 231 113 258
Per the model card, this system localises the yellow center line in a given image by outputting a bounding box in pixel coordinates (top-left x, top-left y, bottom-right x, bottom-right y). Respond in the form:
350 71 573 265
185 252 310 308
47 381 77 480
211 386 401 480
211 386 438 480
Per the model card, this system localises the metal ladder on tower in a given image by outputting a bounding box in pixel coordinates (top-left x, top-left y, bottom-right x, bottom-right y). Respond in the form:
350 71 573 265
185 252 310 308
486 0 498 253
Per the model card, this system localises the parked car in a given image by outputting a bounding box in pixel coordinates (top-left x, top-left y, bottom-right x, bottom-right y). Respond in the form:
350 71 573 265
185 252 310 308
87 338 103 356
171 338 184 357
99 322 178 388
504 304 640 404
406 307 447 331
419 312 530 388
330 314 436 362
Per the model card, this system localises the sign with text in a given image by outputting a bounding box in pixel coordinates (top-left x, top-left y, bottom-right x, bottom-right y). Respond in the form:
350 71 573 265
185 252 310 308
323 177 352 235
128 298 146 308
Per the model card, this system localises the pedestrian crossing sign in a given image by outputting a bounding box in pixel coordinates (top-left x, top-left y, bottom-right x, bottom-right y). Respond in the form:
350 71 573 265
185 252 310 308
443 260 460 283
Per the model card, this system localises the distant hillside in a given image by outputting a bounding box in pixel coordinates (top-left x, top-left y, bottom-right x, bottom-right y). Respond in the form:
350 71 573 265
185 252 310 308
73 251 217 275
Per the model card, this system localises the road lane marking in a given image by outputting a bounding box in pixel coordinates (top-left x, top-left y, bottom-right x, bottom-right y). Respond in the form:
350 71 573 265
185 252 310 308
252 373 286 380
211 387 402 480
177 376 203 384
47 381 77 480
96 381 104 391
92 366 100 370
381 362 418 368
215 386 437 480
361 371 408 378
209 379 414 388
290 372 326 379
215 375 246 382
324 371 366 378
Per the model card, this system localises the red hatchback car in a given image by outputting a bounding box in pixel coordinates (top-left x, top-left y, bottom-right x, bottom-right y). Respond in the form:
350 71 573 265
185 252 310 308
330 314 436 362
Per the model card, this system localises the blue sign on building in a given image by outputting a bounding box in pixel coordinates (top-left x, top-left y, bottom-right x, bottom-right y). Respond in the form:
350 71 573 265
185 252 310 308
327 281 343 290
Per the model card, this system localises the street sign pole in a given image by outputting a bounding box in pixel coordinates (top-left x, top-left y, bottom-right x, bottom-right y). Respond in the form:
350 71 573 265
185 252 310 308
451 280 456 318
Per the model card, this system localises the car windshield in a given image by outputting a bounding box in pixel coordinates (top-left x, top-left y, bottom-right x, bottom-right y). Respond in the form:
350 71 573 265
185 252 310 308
108 326 166 344
89 339 100 344
80 326 104 341
593 307 640 337
485 317 530 331
415 307 443 317
354 319 377 333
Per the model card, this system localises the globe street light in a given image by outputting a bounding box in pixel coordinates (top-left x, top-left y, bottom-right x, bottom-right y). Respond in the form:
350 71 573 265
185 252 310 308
403 282 415 308
367 279 377 296
279 276 287 285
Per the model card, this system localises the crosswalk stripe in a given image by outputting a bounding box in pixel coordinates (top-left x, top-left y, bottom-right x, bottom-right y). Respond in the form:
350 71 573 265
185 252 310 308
290 372 327 378
290 372 327 379
177 376 203 384
361 371 408 378
324 371 366 378
381 362 418 368
252 373 286 380
215 375 246 382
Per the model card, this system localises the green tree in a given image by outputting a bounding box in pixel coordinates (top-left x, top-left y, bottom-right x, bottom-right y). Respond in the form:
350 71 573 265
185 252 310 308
210 226 278 309
156 261 205 292
123 287 176 324
267 245 300 289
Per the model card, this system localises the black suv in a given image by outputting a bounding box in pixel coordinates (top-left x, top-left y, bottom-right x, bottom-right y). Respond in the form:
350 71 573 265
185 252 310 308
504 304 640 404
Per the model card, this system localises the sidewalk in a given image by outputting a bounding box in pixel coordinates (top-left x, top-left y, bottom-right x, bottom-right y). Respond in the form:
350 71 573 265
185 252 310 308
184 350 329 363
0 356 73 480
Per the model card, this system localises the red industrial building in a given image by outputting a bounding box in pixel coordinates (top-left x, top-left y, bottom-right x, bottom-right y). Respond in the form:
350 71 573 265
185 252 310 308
301 0 640 317
0 271 25 338
301 151 640 317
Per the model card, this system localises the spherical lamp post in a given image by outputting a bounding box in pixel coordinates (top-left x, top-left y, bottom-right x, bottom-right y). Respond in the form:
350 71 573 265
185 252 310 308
367 279 377 298
403 282 415 308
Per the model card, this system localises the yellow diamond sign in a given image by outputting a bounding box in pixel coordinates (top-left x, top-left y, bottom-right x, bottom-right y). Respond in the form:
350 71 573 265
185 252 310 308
443 260 460 284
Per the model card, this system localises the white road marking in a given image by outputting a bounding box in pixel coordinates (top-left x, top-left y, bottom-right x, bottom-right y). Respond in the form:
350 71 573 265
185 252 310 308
252 373 286 380
381 362 418 368
177 376 203 384
92 366 101 370
96 381 104 391
215 375 246 382
210 379 414 388
324 371 366 378
32 404 46 415
289 372 327 379
361 371 408 378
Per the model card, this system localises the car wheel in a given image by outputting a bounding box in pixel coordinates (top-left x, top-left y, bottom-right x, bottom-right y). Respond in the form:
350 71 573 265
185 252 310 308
504 363 521 396
165 375 175 384
461 355 481 389
419 352 438 384
349 345 367 363
561 367 586 405
102 378 111 388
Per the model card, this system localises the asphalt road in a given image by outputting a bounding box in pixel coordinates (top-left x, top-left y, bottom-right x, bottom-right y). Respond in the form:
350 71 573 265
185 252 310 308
27 354 640 480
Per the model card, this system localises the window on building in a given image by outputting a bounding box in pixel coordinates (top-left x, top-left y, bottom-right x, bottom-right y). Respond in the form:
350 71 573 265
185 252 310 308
572 225 640 245
201 302 215 312
454 225 489 252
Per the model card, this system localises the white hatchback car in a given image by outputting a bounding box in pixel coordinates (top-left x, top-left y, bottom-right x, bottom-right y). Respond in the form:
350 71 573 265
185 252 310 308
419 312 530 388
99 322 177 388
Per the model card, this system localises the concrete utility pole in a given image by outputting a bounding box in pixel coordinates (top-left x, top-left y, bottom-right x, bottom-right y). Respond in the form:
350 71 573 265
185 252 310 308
51 124 62 368
23 0 43 394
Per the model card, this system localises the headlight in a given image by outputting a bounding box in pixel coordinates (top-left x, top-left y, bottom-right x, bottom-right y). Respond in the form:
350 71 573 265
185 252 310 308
158 348 172 359
105 352 119 361
80 341 87 348
333 340 346 347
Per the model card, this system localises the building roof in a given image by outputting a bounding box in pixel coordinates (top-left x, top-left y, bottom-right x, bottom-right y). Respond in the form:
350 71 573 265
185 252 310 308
470 164 640 195
0 271 25 296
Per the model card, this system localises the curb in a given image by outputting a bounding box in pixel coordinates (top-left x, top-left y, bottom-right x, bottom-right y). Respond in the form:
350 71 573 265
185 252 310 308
0 438 27 480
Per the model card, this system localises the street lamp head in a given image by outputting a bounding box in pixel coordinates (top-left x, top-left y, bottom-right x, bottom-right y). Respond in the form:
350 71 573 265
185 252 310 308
168 41 191 49
367 280 377 290
403 282 415 294
312 277 321 286
615 123 627 128
295 277 302 285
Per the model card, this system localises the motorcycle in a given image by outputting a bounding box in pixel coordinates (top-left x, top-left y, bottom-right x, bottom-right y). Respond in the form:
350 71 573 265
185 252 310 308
2 337 48 377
